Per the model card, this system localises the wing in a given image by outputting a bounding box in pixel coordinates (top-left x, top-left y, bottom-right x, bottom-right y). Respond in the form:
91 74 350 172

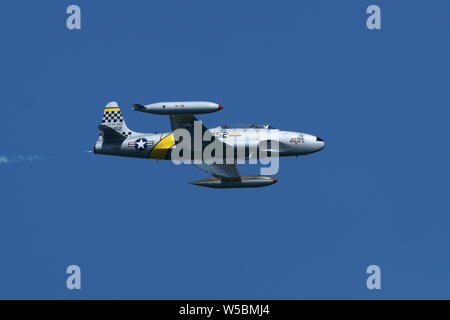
194 162 240 181
169 114 208 133
170 115 241 180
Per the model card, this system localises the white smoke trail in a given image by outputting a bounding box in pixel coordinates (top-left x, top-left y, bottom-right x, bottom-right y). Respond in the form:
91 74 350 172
0 155 46 165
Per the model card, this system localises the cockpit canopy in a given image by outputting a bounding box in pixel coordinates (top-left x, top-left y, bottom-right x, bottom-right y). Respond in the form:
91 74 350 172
220 123 277 129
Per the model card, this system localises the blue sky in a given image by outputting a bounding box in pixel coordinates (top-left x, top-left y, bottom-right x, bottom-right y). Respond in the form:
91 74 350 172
1 0 449 299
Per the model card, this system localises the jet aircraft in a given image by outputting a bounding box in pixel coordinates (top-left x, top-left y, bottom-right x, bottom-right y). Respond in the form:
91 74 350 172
93 101 325 188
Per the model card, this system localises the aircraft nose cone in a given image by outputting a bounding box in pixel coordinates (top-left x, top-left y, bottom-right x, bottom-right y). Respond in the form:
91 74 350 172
316 136 325 150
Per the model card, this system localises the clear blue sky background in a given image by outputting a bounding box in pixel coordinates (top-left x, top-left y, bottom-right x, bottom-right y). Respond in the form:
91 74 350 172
1 0 449 299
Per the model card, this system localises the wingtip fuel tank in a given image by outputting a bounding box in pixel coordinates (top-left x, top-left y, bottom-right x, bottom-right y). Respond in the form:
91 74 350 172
190 175 278 188
133 101 223 115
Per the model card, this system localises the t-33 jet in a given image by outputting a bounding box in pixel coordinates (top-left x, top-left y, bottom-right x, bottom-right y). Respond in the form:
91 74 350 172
93 101 325 188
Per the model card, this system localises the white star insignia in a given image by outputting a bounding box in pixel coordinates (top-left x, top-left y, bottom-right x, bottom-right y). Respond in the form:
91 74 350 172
136 139 146 150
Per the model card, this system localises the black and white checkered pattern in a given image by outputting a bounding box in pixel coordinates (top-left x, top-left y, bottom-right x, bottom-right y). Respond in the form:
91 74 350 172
100 109 133 137
102 110 124 124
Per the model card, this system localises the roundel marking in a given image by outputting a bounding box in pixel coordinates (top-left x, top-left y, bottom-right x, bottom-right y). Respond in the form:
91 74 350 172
135 138 148 151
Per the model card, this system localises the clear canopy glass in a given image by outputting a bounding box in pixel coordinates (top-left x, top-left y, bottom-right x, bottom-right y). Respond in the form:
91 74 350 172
220 123 276 129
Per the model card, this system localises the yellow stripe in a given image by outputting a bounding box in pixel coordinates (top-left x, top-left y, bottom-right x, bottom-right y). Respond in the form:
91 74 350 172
104 107 120 112
149 134 175 159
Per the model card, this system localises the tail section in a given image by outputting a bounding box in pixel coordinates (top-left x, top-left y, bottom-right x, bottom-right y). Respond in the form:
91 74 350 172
99 101 134 140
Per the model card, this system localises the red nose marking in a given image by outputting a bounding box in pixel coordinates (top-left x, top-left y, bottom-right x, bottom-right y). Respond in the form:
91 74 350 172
218 104 224 110
272 178 278 183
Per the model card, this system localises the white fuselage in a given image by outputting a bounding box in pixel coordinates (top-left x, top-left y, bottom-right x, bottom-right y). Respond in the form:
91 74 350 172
94 127 325 160
208 127 325 158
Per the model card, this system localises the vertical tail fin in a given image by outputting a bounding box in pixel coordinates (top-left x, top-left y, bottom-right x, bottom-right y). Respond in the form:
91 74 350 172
98 101 134 140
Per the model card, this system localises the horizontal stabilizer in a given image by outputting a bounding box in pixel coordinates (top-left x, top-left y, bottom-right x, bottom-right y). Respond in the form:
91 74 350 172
98 125 126 141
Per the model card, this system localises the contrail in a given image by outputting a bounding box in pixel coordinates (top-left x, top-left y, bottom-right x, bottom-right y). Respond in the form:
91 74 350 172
0 155 46 165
